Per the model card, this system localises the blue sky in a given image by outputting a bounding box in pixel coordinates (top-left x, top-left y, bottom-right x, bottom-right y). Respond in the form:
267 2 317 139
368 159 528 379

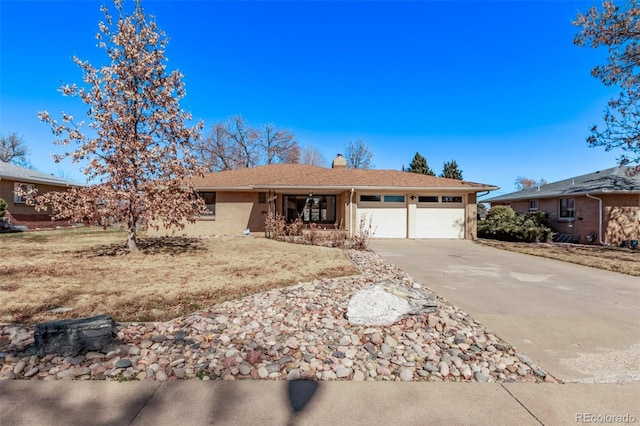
0 0 622 196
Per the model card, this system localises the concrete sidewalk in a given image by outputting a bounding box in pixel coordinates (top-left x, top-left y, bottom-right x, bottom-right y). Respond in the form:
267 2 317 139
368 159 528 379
1 381 638 425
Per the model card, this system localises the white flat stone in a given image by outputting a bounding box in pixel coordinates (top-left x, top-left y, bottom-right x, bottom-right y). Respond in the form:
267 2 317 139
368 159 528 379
347 285 413 326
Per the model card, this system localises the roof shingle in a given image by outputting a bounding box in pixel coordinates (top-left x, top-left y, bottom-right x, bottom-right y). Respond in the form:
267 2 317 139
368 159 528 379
0 161 79 187
191 164 497 191
484 166 640 202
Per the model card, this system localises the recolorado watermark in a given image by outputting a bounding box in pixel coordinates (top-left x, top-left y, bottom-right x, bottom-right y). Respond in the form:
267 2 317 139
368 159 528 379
576 413 637 424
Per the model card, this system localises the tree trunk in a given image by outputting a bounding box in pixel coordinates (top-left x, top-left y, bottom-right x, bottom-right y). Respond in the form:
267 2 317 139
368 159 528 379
126 225 138 252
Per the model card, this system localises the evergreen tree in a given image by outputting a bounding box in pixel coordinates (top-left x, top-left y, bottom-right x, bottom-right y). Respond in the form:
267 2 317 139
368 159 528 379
405 152 435 175
441 160 463 180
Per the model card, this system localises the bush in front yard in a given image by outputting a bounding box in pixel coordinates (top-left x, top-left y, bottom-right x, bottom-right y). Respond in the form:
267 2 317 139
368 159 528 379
0 198 7 219
478 206 554 243
264 213 373 249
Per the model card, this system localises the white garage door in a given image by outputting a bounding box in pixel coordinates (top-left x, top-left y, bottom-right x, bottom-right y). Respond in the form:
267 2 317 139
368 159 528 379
358 208 407 238
416 208 465 238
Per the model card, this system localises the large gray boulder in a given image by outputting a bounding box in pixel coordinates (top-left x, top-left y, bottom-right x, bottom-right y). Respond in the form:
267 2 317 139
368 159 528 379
34 315 120 357
347 282 437 326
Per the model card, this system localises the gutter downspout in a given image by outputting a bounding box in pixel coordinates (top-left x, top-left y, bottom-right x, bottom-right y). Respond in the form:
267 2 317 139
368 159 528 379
349 188 355 238
585 193 605 245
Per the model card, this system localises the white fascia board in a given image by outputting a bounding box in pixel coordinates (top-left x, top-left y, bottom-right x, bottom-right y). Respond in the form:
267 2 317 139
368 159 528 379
253 185 497 192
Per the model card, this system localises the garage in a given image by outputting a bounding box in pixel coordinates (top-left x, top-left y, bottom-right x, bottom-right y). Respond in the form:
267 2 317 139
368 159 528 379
415 195 465 239
357 194 407 238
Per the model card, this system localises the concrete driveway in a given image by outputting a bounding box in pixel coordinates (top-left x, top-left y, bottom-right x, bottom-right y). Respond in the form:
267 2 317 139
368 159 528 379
370 239 640 383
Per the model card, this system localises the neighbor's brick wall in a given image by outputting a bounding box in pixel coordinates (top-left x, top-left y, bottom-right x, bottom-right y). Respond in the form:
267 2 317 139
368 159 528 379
502 195 639 245
1 180 73 229
603 194 640 245
1 179 70 215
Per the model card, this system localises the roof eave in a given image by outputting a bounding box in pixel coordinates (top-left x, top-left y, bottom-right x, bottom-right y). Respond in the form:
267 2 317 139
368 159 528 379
197 184 498 192
486 189 640 202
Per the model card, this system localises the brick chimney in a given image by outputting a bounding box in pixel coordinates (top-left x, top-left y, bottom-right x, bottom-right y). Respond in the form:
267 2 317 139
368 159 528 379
332 154 347 169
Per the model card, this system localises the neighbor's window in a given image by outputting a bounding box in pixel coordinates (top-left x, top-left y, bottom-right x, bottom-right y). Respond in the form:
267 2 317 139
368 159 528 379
442 196 463 203
529 200 538 211
360 195 381 202
384 195 405 203
200 191 216 215
13 182 35 204
258 192 267 203
418 196 439 203
559 198 575 220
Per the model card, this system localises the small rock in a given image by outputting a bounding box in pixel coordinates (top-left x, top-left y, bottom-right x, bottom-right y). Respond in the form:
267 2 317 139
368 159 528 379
258 366 269 379
385 336 398 348
139 340 153 349
151 335 167 343
439 362 450 377
13 361 27 375
322 370 337 380
115 359 132 369
515 353 533 365
24 367 39 378
174 368 186 379
287 369 301 380
399 368 413 381
423 362 438 373
170 358 185 367
474 371 489 383
239 363 251 376
363 343 377 356
336 367 352 378
266 363 280 374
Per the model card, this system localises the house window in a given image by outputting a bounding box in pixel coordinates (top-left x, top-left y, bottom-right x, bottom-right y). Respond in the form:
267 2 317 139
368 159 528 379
559 198 575 220
258 192 267 203
418 196 438 203
384 195 405 203
442 196 463 203
283 195 336 223
529 200 538 211
360 195 381 202
13 182 35 204
200 191 216 215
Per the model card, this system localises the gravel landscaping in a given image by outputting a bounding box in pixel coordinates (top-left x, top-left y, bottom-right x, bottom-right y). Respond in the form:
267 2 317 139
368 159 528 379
0 249 558 383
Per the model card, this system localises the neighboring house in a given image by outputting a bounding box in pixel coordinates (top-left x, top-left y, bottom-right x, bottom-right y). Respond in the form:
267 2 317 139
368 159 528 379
167 155 497 239
483 166 640 246
0 161 78 229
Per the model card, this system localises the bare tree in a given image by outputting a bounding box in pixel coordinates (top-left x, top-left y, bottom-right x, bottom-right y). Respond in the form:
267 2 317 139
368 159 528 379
0 132 29 166
345 139 374 169
196 116 300 170
257 123 298 164
514 176 547 190
36 0 206 252
300 145 327 167
194 123 234 172
284 143 300 164
226 116 260 168
194 116 260 171
574 1 640 167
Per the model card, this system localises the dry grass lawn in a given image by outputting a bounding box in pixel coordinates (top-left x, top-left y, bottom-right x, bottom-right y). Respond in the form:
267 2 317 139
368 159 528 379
477 239 640 276
0 228 359 324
